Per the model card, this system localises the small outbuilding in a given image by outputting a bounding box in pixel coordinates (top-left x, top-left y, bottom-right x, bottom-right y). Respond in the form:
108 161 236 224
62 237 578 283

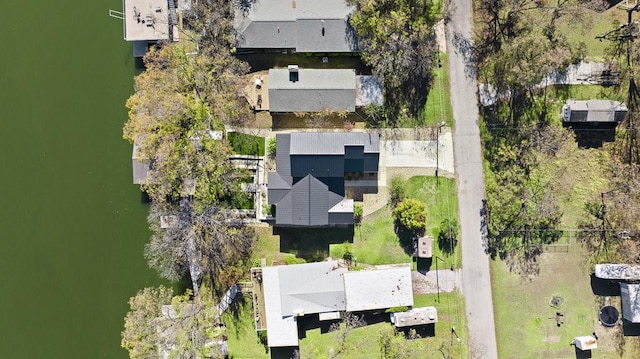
620 282 640 323
562 99 627 123
573 336 597 351
416 236 434 259
390 307 438 328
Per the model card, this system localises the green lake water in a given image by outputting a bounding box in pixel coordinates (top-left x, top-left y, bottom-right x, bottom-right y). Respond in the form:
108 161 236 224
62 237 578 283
0 1 163 357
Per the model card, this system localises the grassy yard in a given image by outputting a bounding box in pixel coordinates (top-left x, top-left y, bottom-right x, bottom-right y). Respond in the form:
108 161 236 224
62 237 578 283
557 5 628 61
399 52 453 128
228 132 265 156
251 226 306 266
224 296 270 359
331 176 460 269
491 241 640 358
299 292 467 359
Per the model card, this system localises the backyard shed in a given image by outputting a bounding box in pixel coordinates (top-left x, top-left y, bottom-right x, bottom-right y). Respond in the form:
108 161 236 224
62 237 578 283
390 307 438 328
416 236 434 258
573 336 597 350
562 99 627 123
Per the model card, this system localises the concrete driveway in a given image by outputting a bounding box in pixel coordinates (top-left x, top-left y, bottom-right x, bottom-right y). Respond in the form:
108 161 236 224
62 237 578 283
382 132 454 172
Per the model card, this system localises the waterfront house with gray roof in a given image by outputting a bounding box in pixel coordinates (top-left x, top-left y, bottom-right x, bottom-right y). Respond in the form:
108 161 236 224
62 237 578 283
245 67 383 112
233 0 358 53
268 132 379 227
269 67 357 112
255 260 412 348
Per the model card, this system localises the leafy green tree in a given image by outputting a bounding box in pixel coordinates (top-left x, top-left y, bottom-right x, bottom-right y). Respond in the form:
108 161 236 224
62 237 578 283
124 43 246 208
122 286 227 359
378 326 426 359
121 286 174 358
393 198 427 232
389 176 407 207
438 218 459 255
353 203 364 226
348 0 438 118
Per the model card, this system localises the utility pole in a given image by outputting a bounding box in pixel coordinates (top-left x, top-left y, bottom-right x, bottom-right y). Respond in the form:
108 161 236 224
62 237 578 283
436 121 445 186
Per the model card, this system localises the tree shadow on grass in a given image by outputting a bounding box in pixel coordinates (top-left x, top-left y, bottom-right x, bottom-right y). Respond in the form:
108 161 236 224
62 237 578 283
394 220 423 257
275 226 354 262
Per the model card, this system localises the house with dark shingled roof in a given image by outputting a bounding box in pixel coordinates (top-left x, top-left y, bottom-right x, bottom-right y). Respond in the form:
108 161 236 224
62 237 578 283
267 132 379 227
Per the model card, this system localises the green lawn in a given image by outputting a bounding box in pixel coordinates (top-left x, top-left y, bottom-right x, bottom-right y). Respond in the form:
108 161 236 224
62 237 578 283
490 241 640 358
331 177 460 269
399 52 453 128
557 6 628 61
251 226 306 266
228 132 265 156
299 292 467 359
420 52 453 127
223 297 270 359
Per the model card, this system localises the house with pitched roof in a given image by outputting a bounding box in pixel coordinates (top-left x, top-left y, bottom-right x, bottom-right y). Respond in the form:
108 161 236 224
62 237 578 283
254 260 413 348
267 132 379 227
233 0 358 53
562 99 627 123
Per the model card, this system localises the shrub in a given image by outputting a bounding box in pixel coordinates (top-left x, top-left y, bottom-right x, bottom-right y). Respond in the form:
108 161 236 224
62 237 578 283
438 218 459 255
389 176 407 207
393 198 427 231
267 137 276 157
353 203 363 226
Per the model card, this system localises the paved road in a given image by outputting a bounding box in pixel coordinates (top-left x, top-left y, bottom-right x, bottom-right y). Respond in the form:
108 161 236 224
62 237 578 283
445 0 499 358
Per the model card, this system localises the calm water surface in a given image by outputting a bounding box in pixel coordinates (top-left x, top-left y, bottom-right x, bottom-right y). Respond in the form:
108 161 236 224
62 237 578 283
0 1 163 357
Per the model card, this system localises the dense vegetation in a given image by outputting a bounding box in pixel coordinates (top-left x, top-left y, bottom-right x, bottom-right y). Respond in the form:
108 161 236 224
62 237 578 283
475 0 593 272
348 0 440 123
121 1 256 356
477 0 640 271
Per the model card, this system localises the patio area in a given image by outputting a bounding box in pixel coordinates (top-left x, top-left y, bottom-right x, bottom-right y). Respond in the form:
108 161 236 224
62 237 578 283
243 72 270 111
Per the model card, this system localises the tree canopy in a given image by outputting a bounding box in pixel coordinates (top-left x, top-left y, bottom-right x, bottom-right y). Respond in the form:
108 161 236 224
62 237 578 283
121 286 226 359
123 42 253 208
348 0 438 119
393 198 427 232
145 201 253 292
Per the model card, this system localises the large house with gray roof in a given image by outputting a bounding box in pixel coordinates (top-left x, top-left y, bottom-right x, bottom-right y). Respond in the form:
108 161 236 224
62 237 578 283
268 132 379 227
264 67 382 112
254 260 413 348
233 0 358 53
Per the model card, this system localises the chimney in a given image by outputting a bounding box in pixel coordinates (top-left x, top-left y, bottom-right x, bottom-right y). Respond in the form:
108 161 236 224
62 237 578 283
288 65 299 82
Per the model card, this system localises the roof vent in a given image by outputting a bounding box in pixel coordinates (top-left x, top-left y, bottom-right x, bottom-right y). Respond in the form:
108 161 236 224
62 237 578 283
288 65 299 82
291 0 296 9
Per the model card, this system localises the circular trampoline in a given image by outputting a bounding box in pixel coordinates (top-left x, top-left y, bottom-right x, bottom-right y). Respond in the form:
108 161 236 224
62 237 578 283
599 306 619 327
